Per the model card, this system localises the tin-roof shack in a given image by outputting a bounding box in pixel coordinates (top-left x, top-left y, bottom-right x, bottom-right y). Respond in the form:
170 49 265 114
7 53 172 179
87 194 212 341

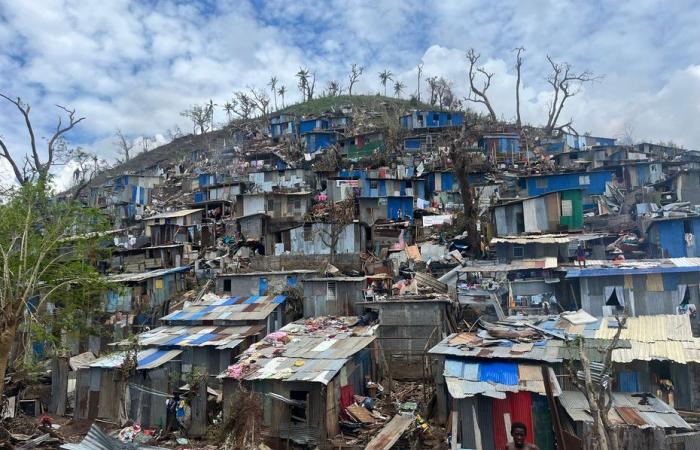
216 270 316 297
75 294 287 428
429 323 562 450
303 277 367 317
362 296 453 381
221 317 377 447
143 209 203 246
493 189 583 236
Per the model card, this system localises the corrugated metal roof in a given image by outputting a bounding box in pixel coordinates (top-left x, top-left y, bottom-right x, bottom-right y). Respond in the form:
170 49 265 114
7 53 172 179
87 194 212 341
491 234 604 244
144 208 203 220
90 348 182 370
113 325 263 350
160 295 286 324
223 317 376 384
106 266 190 283
429 332 563 363
558 391 691 430
457 258 557 273
443 359 561 398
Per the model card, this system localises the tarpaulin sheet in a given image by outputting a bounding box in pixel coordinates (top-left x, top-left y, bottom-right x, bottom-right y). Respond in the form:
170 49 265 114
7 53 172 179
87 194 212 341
478 361 519 385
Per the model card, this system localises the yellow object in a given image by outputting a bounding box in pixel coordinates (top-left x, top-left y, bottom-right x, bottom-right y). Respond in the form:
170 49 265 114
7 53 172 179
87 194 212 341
293 360 305 367
155 278 164 289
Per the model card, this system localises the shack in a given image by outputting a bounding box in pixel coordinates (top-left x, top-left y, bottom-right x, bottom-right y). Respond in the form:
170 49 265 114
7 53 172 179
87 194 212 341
559 258 700 316
216 270 316 296
143 209 203 246
221 317 377 447
104 266 190 319
493 189 583 236
559 391 692 450
362 297 453 380
303 277 367 316
429 325 562 450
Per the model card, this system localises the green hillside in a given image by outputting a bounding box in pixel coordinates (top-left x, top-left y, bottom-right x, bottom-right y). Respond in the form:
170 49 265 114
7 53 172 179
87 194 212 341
279 94 434 116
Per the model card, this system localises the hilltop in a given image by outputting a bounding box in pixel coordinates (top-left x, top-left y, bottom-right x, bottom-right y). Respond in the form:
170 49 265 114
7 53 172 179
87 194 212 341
278 94 433 116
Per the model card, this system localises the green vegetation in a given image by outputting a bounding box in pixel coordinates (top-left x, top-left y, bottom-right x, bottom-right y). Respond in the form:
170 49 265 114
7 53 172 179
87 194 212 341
0 183 109 396
279 94 433 116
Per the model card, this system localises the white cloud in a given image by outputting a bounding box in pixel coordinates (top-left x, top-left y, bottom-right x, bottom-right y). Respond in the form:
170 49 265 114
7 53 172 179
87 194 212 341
0 0 699 183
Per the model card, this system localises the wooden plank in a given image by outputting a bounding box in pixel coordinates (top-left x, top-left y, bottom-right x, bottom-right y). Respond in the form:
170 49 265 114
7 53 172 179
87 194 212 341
365 414 413 450
346 405 374 424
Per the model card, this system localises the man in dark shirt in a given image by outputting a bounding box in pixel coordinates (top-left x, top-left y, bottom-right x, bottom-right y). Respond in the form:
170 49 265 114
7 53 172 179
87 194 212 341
505 422 539 450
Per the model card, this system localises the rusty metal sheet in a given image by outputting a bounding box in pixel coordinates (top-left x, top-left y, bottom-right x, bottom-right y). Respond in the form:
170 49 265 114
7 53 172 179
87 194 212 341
615 406 648 427
365 414 413 450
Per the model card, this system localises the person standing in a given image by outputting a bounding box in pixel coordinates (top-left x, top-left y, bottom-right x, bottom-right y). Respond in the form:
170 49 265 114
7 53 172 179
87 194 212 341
506 422 540 450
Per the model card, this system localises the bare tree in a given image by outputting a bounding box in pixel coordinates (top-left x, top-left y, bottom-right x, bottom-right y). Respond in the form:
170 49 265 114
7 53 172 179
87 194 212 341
268 76 278 111
180 102 214 135
566 317 626 450
277 85 287 108
393 80 406 98
544 55 600 134
114 129 134 163
416 63 424 102
315 199 355 263
448 122 484 256
307 71 316 101
378 69 394 96
427 76 439 105
231 92 256 119
0 93 85 186
347 64 364 95
249 88 271 116
69 147 107 194
139 135 155 153
513 47 525 128
326 80 342 97
466 49 497 121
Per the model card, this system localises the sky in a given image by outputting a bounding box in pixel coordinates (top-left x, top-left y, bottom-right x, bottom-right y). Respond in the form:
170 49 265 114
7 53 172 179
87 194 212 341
1 0 700 189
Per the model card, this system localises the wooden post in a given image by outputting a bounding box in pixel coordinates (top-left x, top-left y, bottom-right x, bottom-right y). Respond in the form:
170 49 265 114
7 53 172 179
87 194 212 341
50 356 69 415
542 365 567 450
188 379 208 438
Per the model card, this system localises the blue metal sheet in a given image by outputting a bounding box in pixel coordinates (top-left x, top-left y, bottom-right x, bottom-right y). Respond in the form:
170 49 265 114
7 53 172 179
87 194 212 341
167 310 190 320
272 295 287 304
137 349 169 367
164 335 188 346
244 295 260 304
221 296 241 305
444 358 480 380
187 304 219 320
190 333 217 346
478 361 519 385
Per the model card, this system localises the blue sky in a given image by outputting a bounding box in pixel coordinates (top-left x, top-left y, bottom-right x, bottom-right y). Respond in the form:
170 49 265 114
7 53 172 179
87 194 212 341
1 0 700 187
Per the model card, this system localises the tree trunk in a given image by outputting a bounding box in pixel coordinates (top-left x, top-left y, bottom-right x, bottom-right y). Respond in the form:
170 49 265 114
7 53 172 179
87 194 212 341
0 321 18 398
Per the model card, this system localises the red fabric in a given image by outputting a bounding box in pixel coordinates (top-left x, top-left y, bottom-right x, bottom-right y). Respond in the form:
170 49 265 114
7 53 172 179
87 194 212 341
491 392 534 450
340 385 354 409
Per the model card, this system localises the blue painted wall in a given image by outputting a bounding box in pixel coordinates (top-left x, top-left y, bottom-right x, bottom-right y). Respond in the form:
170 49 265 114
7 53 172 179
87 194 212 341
303 132 337 153
479 135 521 154
299 118 329 134
404 137 421 150
657 220 687 257
400 111 464 130
521 171 615 198
387 196 414 220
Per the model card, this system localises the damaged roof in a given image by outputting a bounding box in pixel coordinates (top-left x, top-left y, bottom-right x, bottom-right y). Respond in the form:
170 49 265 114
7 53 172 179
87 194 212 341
561 257 700 277
106 266 190 283
490 233 606 244
160 295 287 324
223 316 376 385
112 324 265 350
429 328 563 363
90 348 183 370
559 391 691 430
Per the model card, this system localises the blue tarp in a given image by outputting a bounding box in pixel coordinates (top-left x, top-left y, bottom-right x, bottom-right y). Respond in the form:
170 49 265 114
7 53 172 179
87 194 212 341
478 361 519 385
137 350 170 368
221 296 241 305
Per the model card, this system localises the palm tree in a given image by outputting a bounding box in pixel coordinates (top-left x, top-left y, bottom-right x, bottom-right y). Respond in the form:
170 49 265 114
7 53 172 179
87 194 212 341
296 68 310 101
278 85 287 108
393 80 406 98
223 101 234 122
378 69 393 96
326 80 341 97
268 76 278 111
